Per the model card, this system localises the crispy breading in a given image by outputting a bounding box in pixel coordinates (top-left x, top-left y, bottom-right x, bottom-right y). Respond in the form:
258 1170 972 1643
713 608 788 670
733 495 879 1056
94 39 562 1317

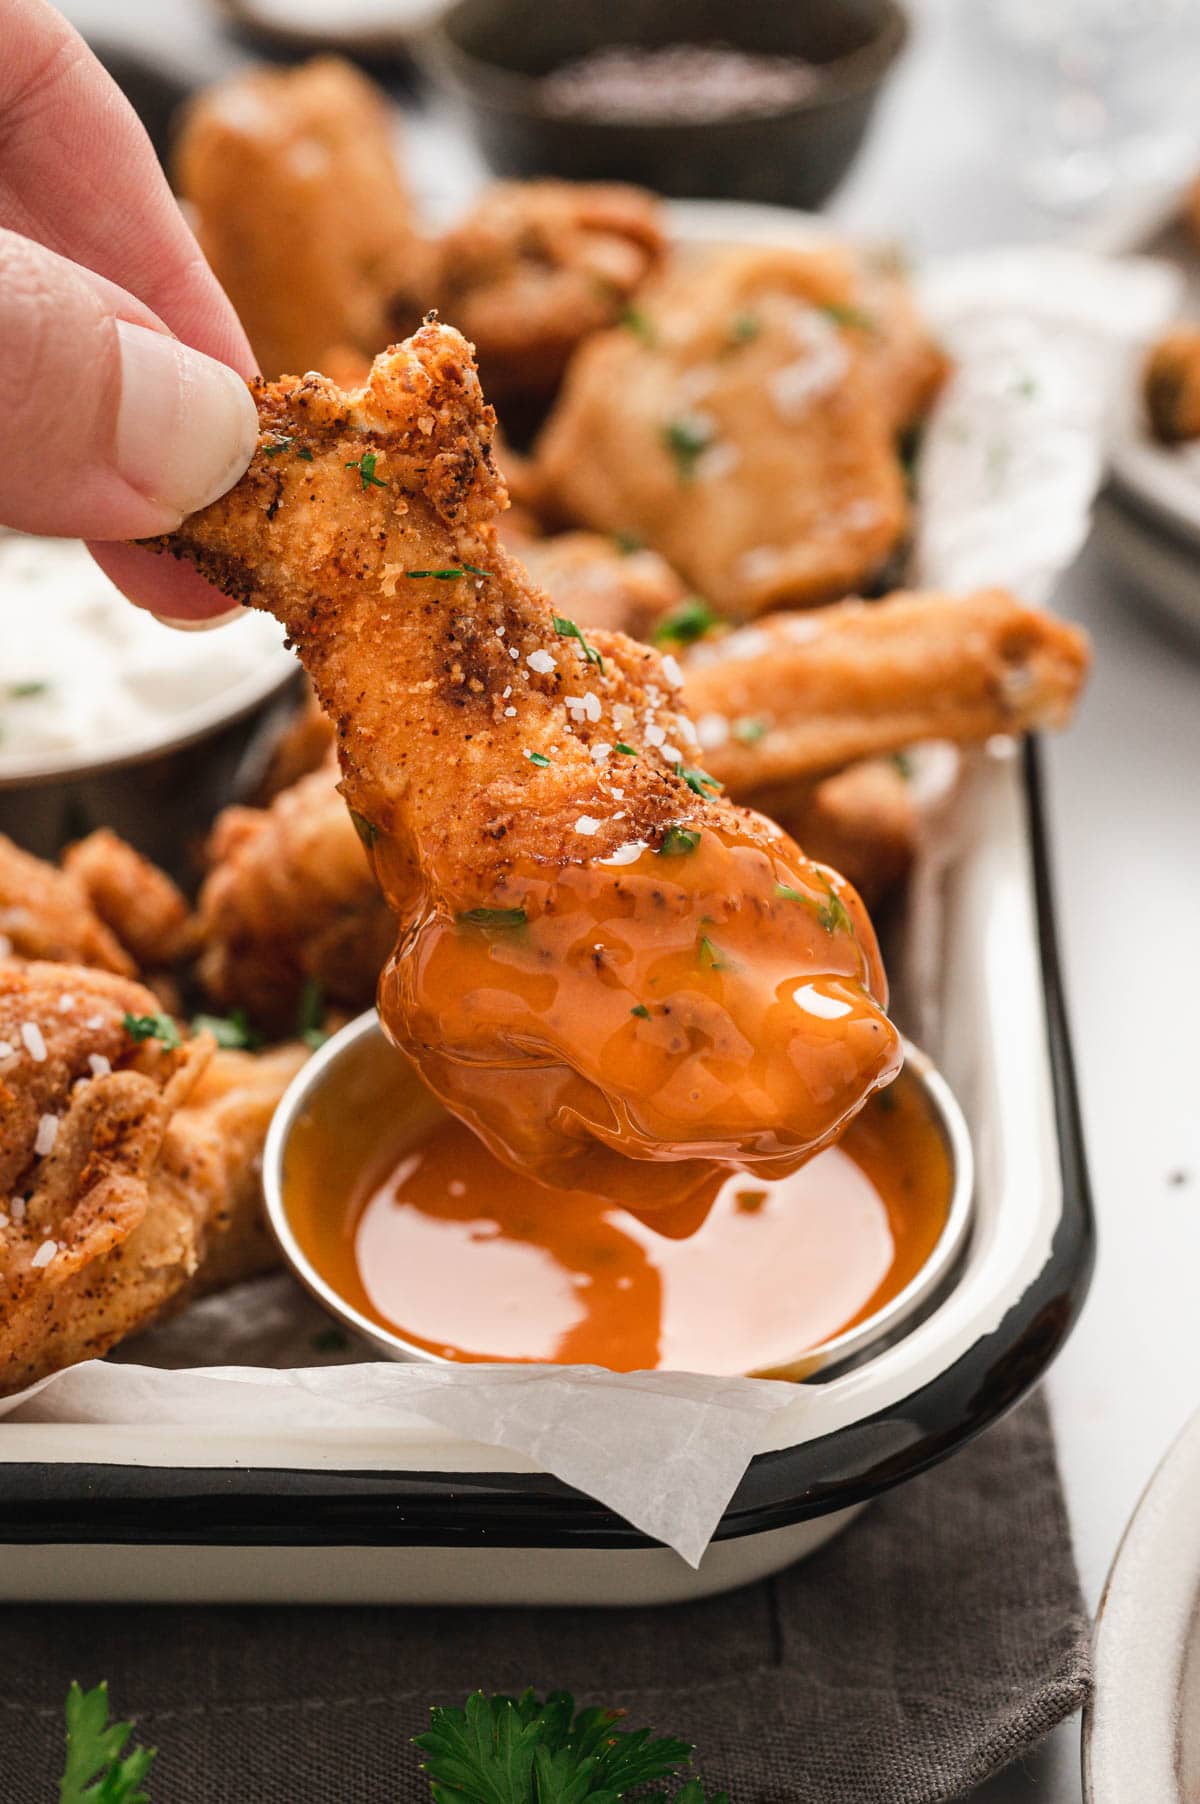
430 180 667 403
0 833 134 975
62 830 194 971
148 323 900 1197
857 258 950 433
176 57 431 378
685 588 1091 791
535 244 908 613
198 752 392 1033
1143 326 1200 443
0 962 306 1391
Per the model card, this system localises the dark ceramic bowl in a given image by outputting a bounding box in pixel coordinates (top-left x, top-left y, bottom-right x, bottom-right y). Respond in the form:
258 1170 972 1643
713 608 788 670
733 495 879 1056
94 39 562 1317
417 0 908 208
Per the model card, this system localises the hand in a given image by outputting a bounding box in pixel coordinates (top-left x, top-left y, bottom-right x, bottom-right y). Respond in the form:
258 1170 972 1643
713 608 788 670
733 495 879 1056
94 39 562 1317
0 0 259 620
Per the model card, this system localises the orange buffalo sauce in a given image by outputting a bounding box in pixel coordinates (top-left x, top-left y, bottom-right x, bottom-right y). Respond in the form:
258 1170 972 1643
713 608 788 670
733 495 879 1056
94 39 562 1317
284 1059 951 1376
373 820 901 1208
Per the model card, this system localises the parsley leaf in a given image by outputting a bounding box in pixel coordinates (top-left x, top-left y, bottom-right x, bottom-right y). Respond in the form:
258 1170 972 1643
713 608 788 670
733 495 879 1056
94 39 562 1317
527 751 551 768
890 750 914 780
614 743 637 757
698 934 731 970
728 313 761 346
817 880 855 936
657 825 701 857
612 531 644 555
620 305 657 346
405 565 491 581
121 1012 181 1051
263 435 293 457
345 450 388 490
297 978 327 1050
458 907 528 930
774 883 806 903
190 1010 260 1051
653 597 720 648
731 717 766 746
674 763 722 798
818 301 877 333
7 679 49 699
630 1004 651 1019
349 809 379 849
60 1681 155 1804
552 615 604 673
415 1689 699 1804
662 416 713 484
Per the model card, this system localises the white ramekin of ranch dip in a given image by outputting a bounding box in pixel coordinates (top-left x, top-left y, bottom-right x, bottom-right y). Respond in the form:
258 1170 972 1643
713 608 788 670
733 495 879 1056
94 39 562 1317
0 532 298 871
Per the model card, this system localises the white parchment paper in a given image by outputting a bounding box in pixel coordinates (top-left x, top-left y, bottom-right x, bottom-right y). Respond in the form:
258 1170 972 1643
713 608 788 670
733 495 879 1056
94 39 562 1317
0 245 1178 1565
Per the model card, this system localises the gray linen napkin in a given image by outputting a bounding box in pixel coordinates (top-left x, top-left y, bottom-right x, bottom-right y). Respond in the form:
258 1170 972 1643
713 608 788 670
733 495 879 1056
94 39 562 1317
1 1389 1088 1803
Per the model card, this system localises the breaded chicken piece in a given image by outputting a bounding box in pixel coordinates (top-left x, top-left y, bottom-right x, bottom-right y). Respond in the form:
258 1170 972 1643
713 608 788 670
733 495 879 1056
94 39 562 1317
62 830 194 971
746 761 918 909
0 962 306 1392
1 834 134 974
535 244 908 614
519 532 689 640
431 181 667 404
685 588 1091 792
149 322 900 1200
1143 326 1200 443
856 257 950 434
198 752 392 1033
0 831 192 981
176 57 431 379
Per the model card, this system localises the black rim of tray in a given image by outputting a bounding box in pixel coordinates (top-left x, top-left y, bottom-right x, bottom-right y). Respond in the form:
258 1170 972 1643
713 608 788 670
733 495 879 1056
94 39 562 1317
0 740 1095 1551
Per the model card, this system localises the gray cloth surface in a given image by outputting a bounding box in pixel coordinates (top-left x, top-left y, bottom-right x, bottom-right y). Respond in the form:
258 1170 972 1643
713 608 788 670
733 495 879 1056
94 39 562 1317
2 1389 1088 1803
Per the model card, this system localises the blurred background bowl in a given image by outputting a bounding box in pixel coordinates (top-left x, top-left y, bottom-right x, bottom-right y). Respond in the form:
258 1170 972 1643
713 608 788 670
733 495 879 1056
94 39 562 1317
417 0 908 208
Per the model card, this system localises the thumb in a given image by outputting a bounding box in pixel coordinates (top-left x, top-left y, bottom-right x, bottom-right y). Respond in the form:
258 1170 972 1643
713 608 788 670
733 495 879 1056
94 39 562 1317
0 226 258 540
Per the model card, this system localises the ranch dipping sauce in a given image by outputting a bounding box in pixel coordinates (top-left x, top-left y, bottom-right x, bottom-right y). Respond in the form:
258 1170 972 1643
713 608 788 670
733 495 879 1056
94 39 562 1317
0 533 291 780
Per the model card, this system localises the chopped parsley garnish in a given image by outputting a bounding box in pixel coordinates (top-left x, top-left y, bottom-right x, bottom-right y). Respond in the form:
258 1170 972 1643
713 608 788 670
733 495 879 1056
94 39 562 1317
675 762 722 797
1013 373 1038 399
191 1010 260 1051
7 679 49 699
614 742 637 756
297 978 327 1050
612 530 645 555
630 1003 651 1019
657 824 701 857
345 450 388 490
405 568 473 581
728 312 761 346
526 750 551 767
621 304 657 346
775 882 806 902
891 750 914 779
817 880 855 936
457 906 528 930
60 1681 154 1804
349 809 379 849
732 716 767 745
698 934 731 970
297 447 314 461
552 614 604 672
122 1011 181 1050
819 301 877 332
653 596 721 647
662 416 713 483
263 435 293 456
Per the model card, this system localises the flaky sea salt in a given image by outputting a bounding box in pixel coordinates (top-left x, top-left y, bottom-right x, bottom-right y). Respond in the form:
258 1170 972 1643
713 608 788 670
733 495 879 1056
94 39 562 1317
85 1014 105 1031
696 712 731 749
30 1239 57 1269
57 994 75 1012
20 1022 46 1062
527 649 556 674
600 840 645 867
504 706 517 717
10 1198 26 1223
88 1053 112 1078
644 723 666 748
574 816 601 836
0 1040 14 1061
35 1113 58 1156
660 653 685 689
590 743 612 763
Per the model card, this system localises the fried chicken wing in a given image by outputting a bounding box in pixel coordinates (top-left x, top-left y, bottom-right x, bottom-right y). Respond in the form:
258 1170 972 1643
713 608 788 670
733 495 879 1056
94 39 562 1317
430 181 667 405
1143 326 1200 443
856 257 950 434
685 588 1090 792
0 961 306 1392
535 244 908 613
176 57 430 379
150 323 900 1202
198 752 392 1033
62 830 194 971
745 761 918 909
519 532 689 640
1 833 134 974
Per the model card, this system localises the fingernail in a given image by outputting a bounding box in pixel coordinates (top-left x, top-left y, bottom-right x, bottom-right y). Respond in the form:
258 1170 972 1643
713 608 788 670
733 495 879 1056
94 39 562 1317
152 606 246 632
115 321 258 524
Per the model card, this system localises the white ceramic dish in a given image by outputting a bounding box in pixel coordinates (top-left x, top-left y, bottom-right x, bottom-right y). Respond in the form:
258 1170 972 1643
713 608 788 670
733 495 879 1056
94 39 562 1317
1084 1405 1200 1804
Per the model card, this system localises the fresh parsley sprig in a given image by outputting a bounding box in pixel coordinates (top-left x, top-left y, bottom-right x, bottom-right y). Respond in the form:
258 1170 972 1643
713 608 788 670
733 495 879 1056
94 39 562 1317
653 598 720 648
345 450 388 490
121 1012 181 1051
552 616 604 673
190 1010 261 1052
60 1681 155 1804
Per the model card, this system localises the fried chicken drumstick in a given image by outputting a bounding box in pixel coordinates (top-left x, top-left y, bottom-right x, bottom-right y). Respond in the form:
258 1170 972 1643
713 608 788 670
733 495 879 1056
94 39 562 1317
151 322 900 1202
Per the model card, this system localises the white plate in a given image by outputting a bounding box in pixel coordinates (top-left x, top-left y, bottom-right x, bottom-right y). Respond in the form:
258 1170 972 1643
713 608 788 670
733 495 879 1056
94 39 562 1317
1084 1406 1200 1804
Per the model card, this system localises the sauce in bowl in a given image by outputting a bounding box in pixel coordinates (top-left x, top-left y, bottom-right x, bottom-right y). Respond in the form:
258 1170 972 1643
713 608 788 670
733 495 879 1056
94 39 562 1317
281 1036 954 1377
